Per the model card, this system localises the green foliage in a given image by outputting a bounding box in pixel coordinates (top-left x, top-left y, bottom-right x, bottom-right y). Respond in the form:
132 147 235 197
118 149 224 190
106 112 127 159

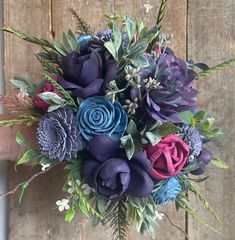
156 0 168 30
176 193 222 235
177 111 194 125
104 199 129 240
157 122 180 136
16 131 25 145
19 181 29 203
121 134 135 160
43 74 77 110
198 58 235 78
69 8 92 35
127 196 157 239
211 158 229 169
177 175 222 224
15 149 38 168
65 207 75 223
0 115 40 127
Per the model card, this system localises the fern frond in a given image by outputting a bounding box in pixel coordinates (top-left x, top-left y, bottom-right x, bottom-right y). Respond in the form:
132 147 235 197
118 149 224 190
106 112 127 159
69 9 92 35
104 199 129 240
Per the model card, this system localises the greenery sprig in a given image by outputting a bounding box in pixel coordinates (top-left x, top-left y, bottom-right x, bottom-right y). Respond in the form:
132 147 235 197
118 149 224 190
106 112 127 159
0 114 40 127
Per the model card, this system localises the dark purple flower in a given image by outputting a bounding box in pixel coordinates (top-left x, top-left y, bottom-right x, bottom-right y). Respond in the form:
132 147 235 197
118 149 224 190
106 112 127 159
37 108 83 161
144 54 196 122
190 148 213 175
58 49 116 98
83 135 154 200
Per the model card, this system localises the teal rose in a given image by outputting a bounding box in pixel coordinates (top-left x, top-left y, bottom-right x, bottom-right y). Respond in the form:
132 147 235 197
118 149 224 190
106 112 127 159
76 96 127 141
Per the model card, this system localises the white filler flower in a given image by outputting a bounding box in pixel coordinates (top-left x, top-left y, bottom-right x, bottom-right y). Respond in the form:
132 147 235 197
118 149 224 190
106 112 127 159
56 199 70 212
155 210 164 221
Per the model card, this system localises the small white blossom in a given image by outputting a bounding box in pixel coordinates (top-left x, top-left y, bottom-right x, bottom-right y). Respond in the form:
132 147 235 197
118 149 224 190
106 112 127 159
76 179 81 186
41 163 50 171
18 87 29 98
56 199 70 212
81 183 92 195
155 210 164 221
144 3 153 13
67 180 74 194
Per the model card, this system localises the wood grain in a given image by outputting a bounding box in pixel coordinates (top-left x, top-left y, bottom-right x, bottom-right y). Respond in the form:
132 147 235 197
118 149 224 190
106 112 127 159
187 1 235 239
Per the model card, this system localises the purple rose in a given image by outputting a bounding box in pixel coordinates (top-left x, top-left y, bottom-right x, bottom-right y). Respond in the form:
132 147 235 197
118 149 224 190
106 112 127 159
58 49 117 98
83 135 154 200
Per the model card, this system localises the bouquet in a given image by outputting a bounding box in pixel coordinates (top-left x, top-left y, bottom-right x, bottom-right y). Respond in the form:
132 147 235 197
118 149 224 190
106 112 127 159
0 2 232 239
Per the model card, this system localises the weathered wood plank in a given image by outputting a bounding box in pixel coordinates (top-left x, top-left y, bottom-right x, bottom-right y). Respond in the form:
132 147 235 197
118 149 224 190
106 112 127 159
187 1 235 239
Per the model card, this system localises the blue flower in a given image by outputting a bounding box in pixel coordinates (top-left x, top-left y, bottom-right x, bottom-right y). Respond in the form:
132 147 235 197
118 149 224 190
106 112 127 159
37 108 83 161
76 96 127 141
152 177 181 205
77 35 92 51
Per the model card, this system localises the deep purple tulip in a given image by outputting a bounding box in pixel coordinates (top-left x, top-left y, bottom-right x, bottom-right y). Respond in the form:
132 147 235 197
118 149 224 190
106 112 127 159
83 135 154 200
58 49 116 98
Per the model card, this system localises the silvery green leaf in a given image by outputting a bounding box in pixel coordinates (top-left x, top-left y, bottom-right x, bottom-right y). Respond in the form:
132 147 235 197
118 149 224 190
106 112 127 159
47 104 64 112
130 56 149 68
10 79 29 89
145 132 161 145
112 23 122 52
39 92 66 105
121 134 135 160
126 119 137 135
104 41 116 59
125 17 136 40
156 122 180 136
193 111 207 121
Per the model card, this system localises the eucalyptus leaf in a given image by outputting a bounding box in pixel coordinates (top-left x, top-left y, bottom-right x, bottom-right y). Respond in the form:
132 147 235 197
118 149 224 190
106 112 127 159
10 79 29 89
126 119 137 135
130 56 149 68
125 17 136 41
145 131 161 145
104 42 116 59
121 134 135 160
194 111 207 121
39 92 66 105
156 122 180 136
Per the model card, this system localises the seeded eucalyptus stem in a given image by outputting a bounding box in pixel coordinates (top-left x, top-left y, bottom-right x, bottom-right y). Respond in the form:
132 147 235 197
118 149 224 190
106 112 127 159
198 58 235 78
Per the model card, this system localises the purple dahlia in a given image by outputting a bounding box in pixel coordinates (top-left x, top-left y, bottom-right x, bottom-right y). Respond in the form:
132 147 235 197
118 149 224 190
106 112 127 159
144 53 196 122
37 108 83 161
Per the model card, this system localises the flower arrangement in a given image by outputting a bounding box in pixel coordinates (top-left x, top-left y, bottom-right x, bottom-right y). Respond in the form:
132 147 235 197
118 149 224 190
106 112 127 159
0 1 233 239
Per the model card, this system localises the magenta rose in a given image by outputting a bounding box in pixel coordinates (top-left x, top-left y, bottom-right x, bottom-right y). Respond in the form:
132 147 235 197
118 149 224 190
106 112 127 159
34 81 62 112
145 135 189 179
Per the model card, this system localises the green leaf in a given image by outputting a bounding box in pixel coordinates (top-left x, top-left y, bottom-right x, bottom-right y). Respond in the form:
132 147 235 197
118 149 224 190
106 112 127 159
121 134 135 160
96 197 106 216
78 200 90 218
126 119 137 135
130 56 149 68
104 41 116 59
16 131 25 145
38 92 66 105
112 23 122 52
65 208 75 222
19 181 29 203
177 111 194 124
145 132 161 145
125 17 136 41
16 149 38 168
194 111 207 121
10 79 29 89
157 122 180 136
211 158 229 169
47 104 64 112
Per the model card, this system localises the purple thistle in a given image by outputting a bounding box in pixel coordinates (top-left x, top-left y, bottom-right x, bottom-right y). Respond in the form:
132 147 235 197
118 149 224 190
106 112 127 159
37 108 83 161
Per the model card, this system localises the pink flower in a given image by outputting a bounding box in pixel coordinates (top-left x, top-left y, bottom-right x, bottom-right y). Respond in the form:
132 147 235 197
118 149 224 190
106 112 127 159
34 81 62 112
145 135 189 179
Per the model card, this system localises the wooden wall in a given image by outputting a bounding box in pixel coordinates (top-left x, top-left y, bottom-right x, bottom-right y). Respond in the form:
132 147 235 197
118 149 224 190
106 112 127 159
3 1 235 239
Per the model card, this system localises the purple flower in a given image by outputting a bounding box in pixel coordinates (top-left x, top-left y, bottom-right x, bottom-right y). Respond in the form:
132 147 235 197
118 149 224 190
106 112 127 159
37 108 83 161
83 135 154 200
190 148 213 175
58 49 116 98
144 54 196 122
